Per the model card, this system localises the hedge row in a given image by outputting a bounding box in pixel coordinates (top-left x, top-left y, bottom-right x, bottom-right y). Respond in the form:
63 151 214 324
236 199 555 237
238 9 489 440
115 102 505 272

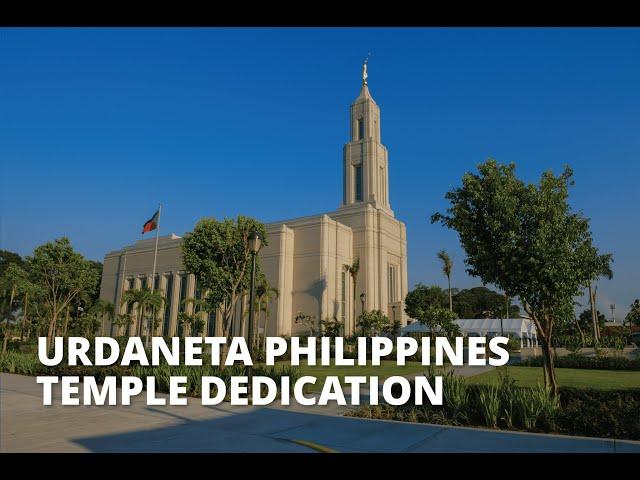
518 354 640 371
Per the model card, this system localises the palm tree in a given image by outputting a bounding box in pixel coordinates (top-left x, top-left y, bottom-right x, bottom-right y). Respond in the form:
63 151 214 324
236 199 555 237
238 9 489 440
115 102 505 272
344 257 360 335
111 314 131 337
437 250 453 312
120 287 165 346
177 312 195 337
255 279 279 350
90 299 114 336
181 297 210 338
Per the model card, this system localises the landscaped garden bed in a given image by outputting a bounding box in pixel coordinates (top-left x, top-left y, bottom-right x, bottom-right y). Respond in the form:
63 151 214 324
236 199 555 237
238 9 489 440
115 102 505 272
345 368 640 441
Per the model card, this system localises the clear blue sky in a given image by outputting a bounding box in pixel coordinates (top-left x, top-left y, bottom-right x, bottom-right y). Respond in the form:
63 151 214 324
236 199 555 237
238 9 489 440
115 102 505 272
1 28 638 318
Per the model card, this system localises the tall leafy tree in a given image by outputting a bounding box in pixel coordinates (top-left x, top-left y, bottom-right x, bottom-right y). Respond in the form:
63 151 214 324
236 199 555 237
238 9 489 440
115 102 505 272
452 286 520 319
404 284 448 320
1 263 29 318
437 250 454 312
26 238 99 351
181 216 267 342
0 250 25 279
417 306 460 339
432 160 612 395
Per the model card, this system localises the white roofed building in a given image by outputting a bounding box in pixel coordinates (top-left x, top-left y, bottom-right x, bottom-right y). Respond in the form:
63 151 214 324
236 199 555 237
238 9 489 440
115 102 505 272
400 318 538 348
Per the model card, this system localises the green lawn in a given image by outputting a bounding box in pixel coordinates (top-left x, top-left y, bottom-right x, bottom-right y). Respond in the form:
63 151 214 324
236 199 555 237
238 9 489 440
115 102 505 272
467 366 640 390
275 361 429 392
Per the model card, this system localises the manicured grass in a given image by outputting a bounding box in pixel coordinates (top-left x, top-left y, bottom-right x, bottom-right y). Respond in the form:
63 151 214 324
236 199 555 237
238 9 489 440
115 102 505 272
275 360 429 392
467 366 640 390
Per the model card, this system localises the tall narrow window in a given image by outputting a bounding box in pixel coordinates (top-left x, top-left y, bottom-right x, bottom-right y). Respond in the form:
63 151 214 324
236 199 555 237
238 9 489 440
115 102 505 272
178 274 188 312
163 274 173 335
357 118 364 140
343 160 347 204
388 264 397 303
207 307 217 337
354 164 363 202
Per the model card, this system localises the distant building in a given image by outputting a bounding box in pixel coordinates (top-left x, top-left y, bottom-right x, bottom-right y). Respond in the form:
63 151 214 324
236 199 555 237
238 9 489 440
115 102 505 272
400 318 539 347
99 65 409 338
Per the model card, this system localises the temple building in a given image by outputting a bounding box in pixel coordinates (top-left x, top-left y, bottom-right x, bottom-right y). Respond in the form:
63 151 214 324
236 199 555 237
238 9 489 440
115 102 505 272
99 63 409 338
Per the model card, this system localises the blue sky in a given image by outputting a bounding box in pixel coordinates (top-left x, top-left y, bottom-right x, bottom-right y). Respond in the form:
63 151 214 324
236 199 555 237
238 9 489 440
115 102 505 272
1 28 639 318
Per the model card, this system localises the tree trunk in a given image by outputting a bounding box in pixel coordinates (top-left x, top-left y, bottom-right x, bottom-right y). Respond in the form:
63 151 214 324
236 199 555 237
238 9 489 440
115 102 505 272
574 315 585 347
540 338 558 396
588 283 599 341
447 275 452 312
47 311 58 353
525 305 558 396
8 285 15 315
64 307 70 336
263 301 270 351
20 292 29 341
2 334 8 354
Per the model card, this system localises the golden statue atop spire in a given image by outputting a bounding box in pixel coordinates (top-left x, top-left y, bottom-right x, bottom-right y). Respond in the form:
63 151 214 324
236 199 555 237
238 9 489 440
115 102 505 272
362 53 371 86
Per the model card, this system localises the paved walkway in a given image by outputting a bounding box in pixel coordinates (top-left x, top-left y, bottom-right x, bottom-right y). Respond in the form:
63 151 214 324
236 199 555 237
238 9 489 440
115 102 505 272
2 373 638 453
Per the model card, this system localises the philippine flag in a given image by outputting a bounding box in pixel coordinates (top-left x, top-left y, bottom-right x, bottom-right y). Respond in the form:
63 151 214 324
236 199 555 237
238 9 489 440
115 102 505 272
142 209 159 234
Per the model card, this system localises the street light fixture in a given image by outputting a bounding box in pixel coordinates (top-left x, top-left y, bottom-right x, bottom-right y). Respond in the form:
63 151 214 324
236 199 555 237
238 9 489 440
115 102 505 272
246 229 262 399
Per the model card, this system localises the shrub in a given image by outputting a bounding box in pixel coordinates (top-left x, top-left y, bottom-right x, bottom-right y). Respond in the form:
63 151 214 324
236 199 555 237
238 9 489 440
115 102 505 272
478 384 500 428
555 388 640 440
497 370 517 429
0 351 39 375
518 354 640 371
442 370 468 423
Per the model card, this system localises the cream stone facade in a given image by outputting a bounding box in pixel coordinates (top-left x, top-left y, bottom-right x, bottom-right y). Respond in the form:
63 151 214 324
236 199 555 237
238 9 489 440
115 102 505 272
99 74 409 338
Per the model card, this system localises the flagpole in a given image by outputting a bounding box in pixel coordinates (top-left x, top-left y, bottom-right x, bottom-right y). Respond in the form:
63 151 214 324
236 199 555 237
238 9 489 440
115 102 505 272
151 203 161 293
145 203 162 346
114 249 128 335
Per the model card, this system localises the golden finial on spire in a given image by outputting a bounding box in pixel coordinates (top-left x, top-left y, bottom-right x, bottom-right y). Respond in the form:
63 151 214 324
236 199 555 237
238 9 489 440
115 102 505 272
362 52 371 86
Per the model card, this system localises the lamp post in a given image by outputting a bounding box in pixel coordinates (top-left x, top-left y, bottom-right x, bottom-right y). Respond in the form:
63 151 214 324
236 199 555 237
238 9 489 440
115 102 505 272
246 229 262 399
360 292 366 336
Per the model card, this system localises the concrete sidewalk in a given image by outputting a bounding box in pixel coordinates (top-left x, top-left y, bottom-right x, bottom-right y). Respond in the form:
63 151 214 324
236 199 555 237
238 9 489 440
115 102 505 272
2 373 639 453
